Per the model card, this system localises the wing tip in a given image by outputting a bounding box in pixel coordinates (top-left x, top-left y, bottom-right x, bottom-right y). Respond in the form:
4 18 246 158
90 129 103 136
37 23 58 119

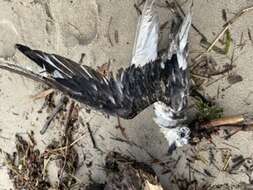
15 44 31 54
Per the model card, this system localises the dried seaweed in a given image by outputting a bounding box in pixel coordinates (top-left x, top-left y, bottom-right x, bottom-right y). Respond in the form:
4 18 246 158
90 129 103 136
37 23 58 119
5 132 51 190
5 101 81 190
45 102 80 189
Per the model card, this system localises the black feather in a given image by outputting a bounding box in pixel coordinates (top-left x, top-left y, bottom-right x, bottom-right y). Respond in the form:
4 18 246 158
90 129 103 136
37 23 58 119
16 44 181 119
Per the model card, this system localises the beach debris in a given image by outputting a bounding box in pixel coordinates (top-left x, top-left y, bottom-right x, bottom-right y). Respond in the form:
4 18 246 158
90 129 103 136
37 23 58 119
79 53 86 64
40 96 69 134
114 30 119 44
227 73 243 85
42 100 81 189
200 115 244 129
86 122 98 150
116 116 128 139
248 28 253 45
4 132 51 190
222 9 228 22
31 88 54 101
4 99 82 190
195 100 223 122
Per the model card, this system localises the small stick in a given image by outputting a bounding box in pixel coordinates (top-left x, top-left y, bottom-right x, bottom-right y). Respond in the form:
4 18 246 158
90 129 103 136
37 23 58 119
59 99 75 183
44 133 86 155
31 88 54 101
64 101 75 132
0 60 50 85
134 3 142 15
248 28 253 44
40 96 68 134
229 157 245 173
86 122 97 149
116 116 128 139
106 17 113 47
200 115 244 129
224 128 242 140
223 154 231 171
79 53 86 64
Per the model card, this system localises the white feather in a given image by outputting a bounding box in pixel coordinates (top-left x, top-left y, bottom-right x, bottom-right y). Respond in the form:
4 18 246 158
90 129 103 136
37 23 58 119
131 0 159 66
160 126 190 147
176 13 192 70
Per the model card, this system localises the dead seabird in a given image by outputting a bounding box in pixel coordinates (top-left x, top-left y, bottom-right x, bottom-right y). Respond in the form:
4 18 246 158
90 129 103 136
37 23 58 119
0 0 191 153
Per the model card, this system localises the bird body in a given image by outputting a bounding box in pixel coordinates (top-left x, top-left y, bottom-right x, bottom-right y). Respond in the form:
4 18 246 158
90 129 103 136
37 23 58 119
131 0 191 150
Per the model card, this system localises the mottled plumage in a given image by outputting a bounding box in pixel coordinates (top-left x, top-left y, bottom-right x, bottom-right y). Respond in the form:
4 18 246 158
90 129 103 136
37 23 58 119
131 0 191 150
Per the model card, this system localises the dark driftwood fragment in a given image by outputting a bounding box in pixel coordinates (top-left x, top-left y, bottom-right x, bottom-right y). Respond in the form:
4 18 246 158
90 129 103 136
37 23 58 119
200 115 245 129
40 96 68 134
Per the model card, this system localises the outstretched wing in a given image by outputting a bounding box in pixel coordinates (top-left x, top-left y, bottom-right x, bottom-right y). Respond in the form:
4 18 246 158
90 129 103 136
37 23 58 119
15 44 173 119
131 0 159 66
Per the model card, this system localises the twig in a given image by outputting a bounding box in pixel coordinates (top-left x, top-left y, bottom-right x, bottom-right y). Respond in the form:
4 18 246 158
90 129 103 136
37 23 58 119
43 133 86 156
205 75 226 87
31 88 54 101
224 128 243 140
191 64 235 78
40 96 68 134
86 122 98 149
223 154 231 171
0 59 51 85
110 135 155 159
59 101 75 182
134 3 142 15
64 101 75 131
200 115 245 128
116 116 128 139
79 53 86 64
248 28 253 44
106 17 113 47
